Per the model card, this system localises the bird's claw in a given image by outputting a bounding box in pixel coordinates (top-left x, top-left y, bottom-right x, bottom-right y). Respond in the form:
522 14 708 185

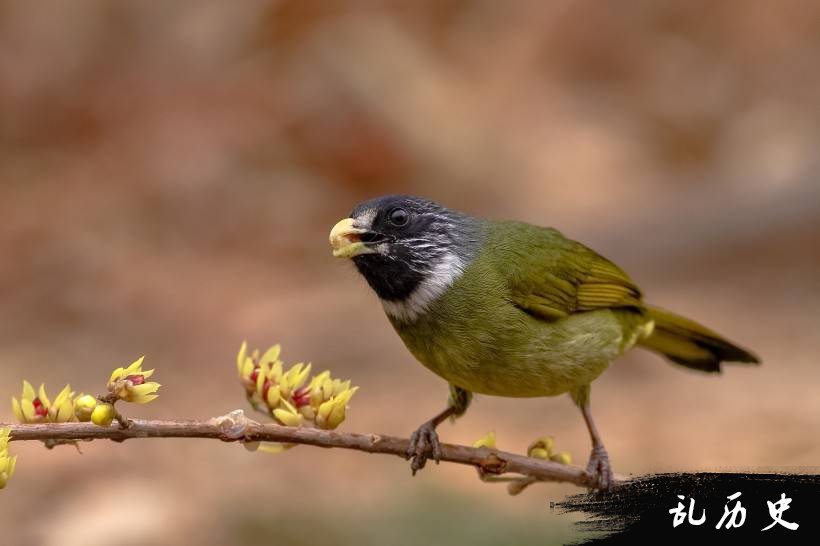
406 421 442 475
586 445 613 491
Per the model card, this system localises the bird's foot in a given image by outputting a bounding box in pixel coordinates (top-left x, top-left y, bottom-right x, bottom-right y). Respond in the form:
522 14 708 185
406 420 442 475
586 444 613 490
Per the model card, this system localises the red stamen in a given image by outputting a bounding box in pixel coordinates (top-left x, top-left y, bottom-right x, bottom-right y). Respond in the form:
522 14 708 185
292 387 311 407
250 368 260 382
33 398 48 416
126 374 146 385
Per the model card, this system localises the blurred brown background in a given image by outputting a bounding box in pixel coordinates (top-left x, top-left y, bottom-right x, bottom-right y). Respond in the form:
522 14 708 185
1 1 819 544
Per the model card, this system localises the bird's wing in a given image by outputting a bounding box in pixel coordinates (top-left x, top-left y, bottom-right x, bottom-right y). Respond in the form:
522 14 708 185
502 226 643 321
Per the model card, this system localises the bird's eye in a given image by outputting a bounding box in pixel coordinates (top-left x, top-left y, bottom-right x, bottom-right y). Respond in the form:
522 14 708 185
388 208 409 226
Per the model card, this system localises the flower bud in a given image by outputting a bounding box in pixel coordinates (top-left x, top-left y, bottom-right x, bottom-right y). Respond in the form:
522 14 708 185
73 394 98 422
550 452 572 465
91 403 116 426
529 448 550 460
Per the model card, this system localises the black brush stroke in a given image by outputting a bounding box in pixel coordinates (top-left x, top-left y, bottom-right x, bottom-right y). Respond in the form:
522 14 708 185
557 473 819 545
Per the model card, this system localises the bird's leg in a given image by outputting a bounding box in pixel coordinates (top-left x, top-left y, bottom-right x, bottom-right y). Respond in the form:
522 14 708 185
407 385 471 475
580 401 613 490
572 386 613 490
406 406 454 474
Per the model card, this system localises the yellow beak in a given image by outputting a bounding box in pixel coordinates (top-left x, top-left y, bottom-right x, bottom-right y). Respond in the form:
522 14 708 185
329 218 377 259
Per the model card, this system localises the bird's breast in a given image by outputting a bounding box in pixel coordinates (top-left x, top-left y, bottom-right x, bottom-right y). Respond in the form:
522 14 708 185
388 282 629 398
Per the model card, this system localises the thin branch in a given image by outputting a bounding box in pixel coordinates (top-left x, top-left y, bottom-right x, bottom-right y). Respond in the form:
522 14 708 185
1 410 609 490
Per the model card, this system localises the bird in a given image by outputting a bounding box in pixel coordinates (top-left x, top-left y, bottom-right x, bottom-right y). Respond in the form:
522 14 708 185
328 195 759 488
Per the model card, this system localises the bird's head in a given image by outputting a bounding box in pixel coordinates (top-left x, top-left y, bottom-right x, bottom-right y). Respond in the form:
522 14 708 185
329 195 481 321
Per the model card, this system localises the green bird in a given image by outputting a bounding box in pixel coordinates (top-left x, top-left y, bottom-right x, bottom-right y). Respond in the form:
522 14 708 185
329 195 759 488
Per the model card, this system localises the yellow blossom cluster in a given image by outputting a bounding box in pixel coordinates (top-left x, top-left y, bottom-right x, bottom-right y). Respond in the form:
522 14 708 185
10 357 160 428
0 428 16 489
471 432 572 465
527 436 572 465
3 341 359 490
237 342 358 430
4 356 161 490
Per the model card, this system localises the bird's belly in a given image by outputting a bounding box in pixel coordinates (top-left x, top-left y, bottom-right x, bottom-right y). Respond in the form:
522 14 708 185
394 309 631 398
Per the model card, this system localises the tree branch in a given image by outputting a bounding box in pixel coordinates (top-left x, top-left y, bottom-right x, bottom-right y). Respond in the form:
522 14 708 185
2 410 605 490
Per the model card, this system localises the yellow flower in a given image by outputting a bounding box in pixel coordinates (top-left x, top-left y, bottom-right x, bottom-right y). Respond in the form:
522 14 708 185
74 394 98 422
472 431 497 449
12 381 75 423
108 356 160 404
0 428 17 490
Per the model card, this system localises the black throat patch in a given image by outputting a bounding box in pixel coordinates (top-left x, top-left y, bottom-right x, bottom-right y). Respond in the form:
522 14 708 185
352 253 426 301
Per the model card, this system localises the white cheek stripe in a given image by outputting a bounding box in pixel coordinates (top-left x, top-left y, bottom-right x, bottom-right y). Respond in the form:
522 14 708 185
380 252 466 322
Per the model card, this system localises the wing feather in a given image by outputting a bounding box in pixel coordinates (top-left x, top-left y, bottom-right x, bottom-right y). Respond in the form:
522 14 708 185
498 224 644 321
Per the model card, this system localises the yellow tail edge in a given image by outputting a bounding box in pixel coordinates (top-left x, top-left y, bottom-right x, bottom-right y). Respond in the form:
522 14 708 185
638 305 760 373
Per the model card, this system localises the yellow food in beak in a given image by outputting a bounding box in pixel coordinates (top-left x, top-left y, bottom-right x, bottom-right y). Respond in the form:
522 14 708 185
329 218 377 258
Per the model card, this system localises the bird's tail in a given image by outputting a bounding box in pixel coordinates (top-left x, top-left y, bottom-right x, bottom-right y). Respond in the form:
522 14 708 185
638 305 760 372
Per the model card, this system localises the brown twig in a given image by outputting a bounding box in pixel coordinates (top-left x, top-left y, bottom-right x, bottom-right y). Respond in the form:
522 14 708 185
1 410 608 490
